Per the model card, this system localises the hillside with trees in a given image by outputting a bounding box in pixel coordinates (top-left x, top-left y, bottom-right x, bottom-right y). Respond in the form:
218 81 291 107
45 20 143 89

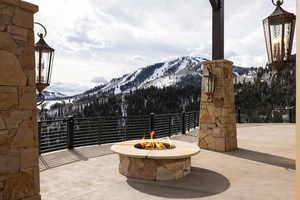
42 55 296 123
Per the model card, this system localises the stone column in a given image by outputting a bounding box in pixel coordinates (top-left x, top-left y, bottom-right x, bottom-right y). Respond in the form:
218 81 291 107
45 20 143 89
198 60 237 152
0 0 40 200
296 1 300 199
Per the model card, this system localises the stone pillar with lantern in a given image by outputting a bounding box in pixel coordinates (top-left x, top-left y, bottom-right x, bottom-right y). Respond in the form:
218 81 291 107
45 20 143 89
198 60 238 152
199 0 237 152
0 0 41 199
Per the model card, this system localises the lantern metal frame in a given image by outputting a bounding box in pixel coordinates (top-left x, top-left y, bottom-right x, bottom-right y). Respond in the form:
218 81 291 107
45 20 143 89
263 0 296 71
34 22 55 105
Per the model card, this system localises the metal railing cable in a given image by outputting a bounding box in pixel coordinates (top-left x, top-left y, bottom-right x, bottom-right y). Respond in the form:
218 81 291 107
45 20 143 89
38 111 200 154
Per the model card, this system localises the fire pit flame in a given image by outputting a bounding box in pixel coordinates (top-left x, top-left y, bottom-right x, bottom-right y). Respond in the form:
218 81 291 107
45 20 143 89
135 130 175 150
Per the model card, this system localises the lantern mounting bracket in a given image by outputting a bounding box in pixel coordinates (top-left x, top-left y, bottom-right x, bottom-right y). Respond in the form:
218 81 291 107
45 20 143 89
34 22 48 38
36 93 45 106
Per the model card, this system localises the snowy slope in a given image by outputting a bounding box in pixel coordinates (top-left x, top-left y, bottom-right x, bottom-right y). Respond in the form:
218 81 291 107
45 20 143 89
42 90 67 100
44 56 252 105
100 56 207 94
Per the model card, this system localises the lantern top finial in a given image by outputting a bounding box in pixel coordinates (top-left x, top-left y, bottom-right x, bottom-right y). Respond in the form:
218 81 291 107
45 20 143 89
272 0 283 6
268 0 294 17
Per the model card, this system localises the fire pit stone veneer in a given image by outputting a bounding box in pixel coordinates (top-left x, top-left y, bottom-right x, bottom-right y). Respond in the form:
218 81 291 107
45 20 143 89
111 139 200 181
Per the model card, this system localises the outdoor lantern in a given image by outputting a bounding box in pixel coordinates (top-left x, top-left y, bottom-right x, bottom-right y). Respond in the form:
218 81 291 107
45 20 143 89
202 66 215 102
263 0 296 71
34 22 55 95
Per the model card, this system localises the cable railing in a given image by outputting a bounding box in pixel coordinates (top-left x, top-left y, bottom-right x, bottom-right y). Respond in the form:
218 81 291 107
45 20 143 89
236 107 296 123
38 111 200 154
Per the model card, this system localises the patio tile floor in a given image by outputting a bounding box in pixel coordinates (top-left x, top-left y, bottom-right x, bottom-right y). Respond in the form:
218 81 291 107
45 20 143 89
40 124 296 200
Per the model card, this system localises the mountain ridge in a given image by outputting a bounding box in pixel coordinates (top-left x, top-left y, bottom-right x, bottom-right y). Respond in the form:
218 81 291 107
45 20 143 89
43 56 254 101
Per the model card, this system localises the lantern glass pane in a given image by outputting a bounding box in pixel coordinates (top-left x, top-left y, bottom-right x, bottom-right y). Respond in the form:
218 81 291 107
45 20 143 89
270 23 283 62
35 50 40 83
263 20 272 63
48 51 54 85
35 50 52 85
283 22 292 61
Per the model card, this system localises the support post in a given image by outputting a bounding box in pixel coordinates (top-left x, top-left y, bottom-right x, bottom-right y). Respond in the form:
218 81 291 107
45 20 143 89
210 0 224 60
168 115 172 137
182 112 186 135
150 113 154 131
194 112 197 129
238 108 241 123
289 108 293 123
67 117 74 149
187 112 191 132
97 118 102 145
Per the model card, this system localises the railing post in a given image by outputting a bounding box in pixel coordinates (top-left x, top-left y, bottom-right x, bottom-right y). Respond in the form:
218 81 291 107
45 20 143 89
168 115 172 137
38 121 41 155
97 118 102 145
125 117 128 141
182 112 186 135
188 112 191 132
238 108 241 123
150 113 154 131
194 112 196 129
289 108 293 123
67 117 74 149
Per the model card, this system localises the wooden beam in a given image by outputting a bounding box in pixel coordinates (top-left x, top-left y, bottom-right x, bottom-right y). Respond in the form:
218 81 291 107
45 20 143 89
209 0 220 9
210 0 224 60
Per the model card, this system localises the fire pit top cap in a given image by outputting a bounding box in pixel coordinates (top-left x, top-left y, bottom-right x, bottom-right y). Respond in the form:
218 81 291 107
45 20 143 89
111 139 200 159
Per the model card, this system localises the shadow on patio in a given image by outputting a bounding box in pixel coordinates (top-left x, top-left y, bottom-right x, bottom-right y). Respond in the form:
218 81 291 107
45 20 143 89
127 167 230 198
225 148 295 170
39 145 114 171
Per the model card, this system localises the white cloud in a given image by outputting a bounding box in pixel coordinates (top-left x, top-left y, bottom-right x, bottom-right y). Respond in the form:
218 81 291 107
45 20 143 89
27 0 296 94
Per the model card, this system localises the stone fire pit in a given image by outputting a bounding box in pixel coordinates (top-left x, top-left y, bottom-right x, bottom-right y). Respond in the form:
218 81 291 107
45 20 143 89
111 139 200 181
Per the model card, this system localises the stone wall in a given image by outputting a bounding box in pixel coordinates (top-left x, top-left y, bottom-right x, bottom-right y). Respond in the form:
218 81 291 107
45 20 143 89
198 60 238 152
0 0 40 199
296 1 300 199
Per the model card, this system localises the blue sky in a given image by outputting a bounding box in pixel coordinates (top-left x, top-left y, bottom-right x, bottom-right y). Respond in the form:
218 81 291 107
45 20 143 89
27 0 296 95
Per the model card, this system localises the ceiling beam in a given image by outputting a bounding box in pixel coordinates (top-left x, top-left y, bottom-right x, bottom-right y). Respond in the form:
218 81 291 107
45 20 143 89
209 0 220 9
209 0 224 60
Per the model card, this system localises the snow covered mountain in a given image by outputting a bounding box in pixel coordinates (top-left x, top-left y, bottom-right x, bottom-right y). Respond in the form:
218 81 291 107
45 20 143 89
42 90 67 100
100 56 207 94
44 56 253 103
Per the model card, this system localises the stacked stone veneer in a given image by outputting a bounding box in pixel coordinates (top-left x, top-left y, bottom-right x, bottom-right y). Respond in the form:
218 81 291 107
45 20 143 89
0 0 40 199
198 60 238 152
119 155 191 181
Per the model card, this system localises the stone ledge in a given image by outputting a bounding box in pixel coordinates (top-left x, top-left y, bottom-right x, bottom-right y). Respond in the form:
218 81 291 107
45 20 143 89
0 0 20 7
111 139 200 159
201 59 234 65
0 0 38 13
20 1 38 13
